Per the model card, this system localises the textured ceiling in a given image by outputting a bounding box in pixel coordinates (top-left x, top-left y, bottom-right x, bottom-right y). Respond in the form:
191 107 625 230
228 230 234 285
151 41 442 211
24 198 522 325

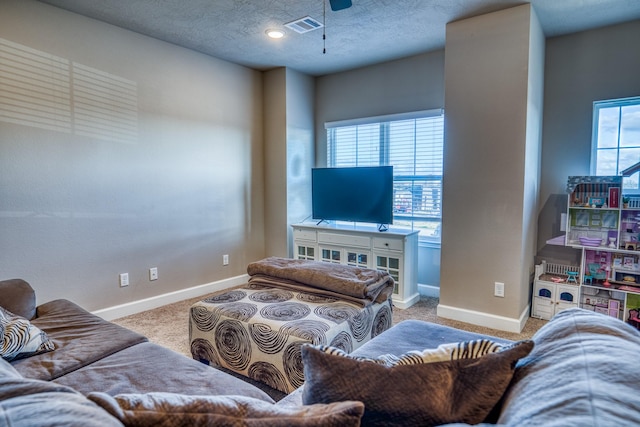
37 0 640 76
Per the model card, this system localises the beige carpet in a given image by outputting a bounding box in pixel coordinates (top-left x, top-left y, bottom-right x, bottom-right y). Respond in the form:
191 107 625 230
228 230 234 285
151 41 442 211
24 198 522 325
112 296 546 359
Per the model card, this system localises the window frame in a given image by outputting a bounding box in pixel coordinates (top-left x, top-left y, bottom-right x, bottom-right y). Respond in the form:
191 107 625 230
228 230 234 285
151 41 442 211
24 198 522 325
591 96 640 192
325 109 444 243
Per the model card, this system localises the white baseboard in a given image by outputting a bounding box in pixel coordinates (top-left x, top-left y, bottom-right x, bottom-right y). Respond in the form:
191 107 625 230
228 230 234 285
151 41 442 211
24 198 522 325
436 302 531 333
418 283 440 298
392 292 421 309
92 274 249 321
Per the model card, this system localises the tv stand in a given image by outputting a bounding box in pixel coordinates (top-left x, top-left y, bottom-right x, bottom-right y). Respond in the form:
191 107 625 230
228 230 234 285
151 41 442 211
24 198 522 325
291 223 419 309
378 224 389 232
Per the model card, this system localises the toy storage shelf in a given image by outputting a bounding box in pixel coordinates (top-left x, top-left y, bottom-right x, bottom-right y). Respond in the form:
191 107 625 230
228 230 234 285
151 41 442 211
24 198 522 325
580 282 639 320
565 176 621 248
560 176 640 331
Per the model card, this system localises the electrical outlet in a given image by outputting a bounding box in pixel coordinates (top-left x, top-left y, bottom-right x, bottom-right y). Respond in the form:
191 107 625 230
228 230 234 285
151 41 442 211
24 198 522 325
119 273 129 287
494 281 505 297
149 267 158 281
223 254 229 266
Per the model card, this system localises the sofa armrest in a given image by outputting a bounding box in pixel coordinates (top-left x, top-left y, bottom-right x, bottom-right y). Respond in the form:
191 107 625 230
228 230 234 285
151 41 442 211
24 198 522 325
498 308 640 426
0 278 36 320
12 299 148 381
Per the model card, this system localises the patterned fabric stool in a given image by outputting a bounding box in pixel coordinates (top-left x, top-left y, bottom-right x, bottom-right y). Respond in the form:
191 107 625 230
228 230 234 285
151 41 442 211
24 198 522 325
189 283 393 394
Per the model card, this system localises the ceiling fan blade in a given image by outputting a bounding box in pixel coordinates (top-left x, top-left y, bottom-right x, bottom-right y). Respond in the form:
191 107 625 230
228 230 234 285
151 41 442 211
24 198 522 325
329 0 352 11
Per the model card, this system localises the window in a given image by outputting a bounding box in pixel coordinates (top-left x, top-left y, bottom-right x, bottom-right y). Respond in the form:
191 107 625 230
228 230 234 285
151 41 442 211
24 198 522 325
325 109 444 241
592 96 640 190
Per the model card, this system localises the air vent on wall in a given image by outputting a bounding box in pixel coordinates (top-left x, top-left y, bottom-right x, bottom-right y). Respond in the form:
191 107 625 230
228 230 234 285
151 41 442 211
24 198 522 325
284 16 324 34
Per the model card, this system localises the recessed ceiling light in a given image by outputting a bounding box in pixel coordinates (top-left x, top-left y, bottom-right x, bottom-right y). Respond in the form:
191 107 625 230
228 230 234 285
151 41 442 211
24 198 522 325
266 29 285 39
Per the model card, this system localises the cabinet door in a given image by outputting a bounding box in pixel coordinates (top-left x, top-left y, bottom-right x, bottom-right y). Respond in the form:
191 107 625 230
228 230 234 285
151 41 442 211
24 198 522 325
533 281 556 301
295 243 316 261
319 246 343 264
345 249 370 268
293 227 317 261
532 296 555 320
556 285 579 305
555 300 578 315
375 253 402 296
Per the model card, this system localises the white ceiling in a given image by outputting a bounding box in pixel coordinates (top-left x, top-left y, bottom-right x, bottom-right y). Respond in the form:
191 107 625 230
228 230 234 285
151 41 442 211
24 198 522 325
37 0 640 76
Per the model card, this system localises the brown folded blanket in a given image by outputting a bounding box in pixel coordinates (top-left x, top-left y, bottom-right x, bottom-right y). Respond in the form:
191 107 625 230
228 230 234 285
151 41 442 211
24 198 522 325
247 257 394 307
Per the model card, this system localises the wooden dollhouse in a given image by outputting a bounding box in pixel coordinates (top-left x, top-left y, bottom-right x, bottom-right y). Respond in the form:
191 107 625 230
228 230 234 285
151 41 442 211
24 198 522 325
535 173 640 329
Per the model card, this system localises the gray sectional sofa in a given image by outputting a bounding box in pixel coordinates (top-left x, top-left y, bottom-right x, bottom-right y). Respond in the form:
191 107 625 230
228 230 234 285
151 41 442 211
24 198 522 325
2 277 640 426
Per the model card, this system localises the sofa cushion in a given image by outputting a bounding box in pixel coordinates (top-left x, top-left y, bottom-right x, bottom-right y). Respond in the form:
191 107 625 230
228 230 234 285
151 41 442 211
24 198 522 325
301 339 534 427
1 306 55 362
348 319 513 357
53 342 275 403
88 392 364 427
0 279 36 320
0 358 122 427
498 308 640 426
11 299 147 381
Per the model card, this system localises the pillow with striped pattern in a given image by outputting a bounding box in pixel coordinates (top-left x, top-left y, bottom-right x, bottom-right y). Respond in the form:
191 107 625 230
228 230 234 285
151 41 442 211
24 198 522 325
315 338 511 366
301 339 534 427
1 306 55 362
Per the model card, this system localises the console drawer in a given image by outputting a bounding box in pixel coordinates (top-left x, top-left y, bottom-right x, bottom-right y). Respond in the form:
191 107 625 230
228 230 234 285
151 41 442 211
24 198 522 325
318 232 370 248
293 228 316 242
373 237 403 251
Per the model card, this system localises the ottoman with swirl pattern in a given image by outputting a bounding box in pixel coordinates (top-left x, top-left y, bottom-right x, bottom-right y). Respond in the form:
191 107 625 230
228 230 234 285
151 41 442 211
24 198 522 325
189 283 393 394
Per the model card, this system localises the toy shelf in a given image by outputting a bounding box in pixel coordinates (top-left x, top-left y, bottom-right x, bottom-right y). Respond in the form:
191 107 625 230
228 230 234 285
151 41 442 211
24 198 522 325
558 176 640 330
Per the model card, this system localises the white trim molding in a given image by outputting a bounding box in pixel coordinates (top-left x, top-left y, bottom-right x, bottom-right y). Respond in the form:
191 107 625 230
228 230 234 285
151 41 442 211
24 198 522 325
436 303 531 334
92 274 248 321
418 283 440 298
325 108 443 129
392 292 421 310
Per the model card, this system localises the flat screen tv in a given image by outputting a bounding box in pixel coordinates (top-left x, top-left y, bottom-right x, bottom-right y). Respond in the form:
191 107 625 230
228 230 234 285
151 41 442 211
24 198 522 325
312 166 393 225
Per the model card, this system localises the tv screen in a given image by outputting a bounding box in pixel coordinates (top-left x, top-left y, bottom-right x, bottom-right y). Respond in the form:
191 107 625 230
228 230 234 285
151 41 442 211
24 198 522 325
312 166 393 225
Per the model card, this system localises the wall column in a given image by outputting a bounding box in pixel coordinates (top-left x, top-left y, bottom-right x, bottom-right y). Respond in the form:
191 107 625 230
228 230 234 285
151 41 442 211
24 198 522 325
438 4 544 332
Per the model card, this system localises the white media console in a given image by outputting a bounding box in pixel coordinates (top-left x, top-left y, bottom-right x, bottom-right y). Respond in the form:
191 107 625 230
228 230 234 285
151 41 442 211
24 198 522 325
291 223 419 309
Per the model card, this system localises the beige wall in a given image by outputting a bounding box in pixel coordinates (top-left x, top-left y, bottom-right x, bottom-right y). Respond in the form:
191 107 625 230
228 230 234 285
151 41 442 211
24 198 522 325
315 51 445 167
522 8 546 312
263 69 288 256
263 68 315 257
440 4 543 330
0 0 265 311
285 69 315 252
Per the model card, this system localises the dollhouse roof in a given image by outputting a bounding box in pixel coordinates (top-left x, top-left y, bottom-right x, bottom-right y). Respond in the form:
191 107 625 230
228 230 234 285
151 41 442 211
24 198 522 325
566 176 622 194
621 161 640 177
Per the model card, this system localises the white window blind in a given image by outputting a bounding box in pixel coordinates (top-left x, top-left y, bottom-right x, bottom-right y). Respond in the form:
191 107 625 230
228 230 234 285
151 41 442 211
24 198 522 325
326 110 444 240
592 96 640 191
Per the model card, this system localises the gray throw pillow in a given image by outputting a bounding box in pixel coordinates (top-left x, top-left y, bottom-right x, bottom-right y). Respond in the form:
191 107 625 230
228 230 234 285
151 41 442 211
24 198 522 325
1 307 55 361
301 339 534 427
88 392 364 427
